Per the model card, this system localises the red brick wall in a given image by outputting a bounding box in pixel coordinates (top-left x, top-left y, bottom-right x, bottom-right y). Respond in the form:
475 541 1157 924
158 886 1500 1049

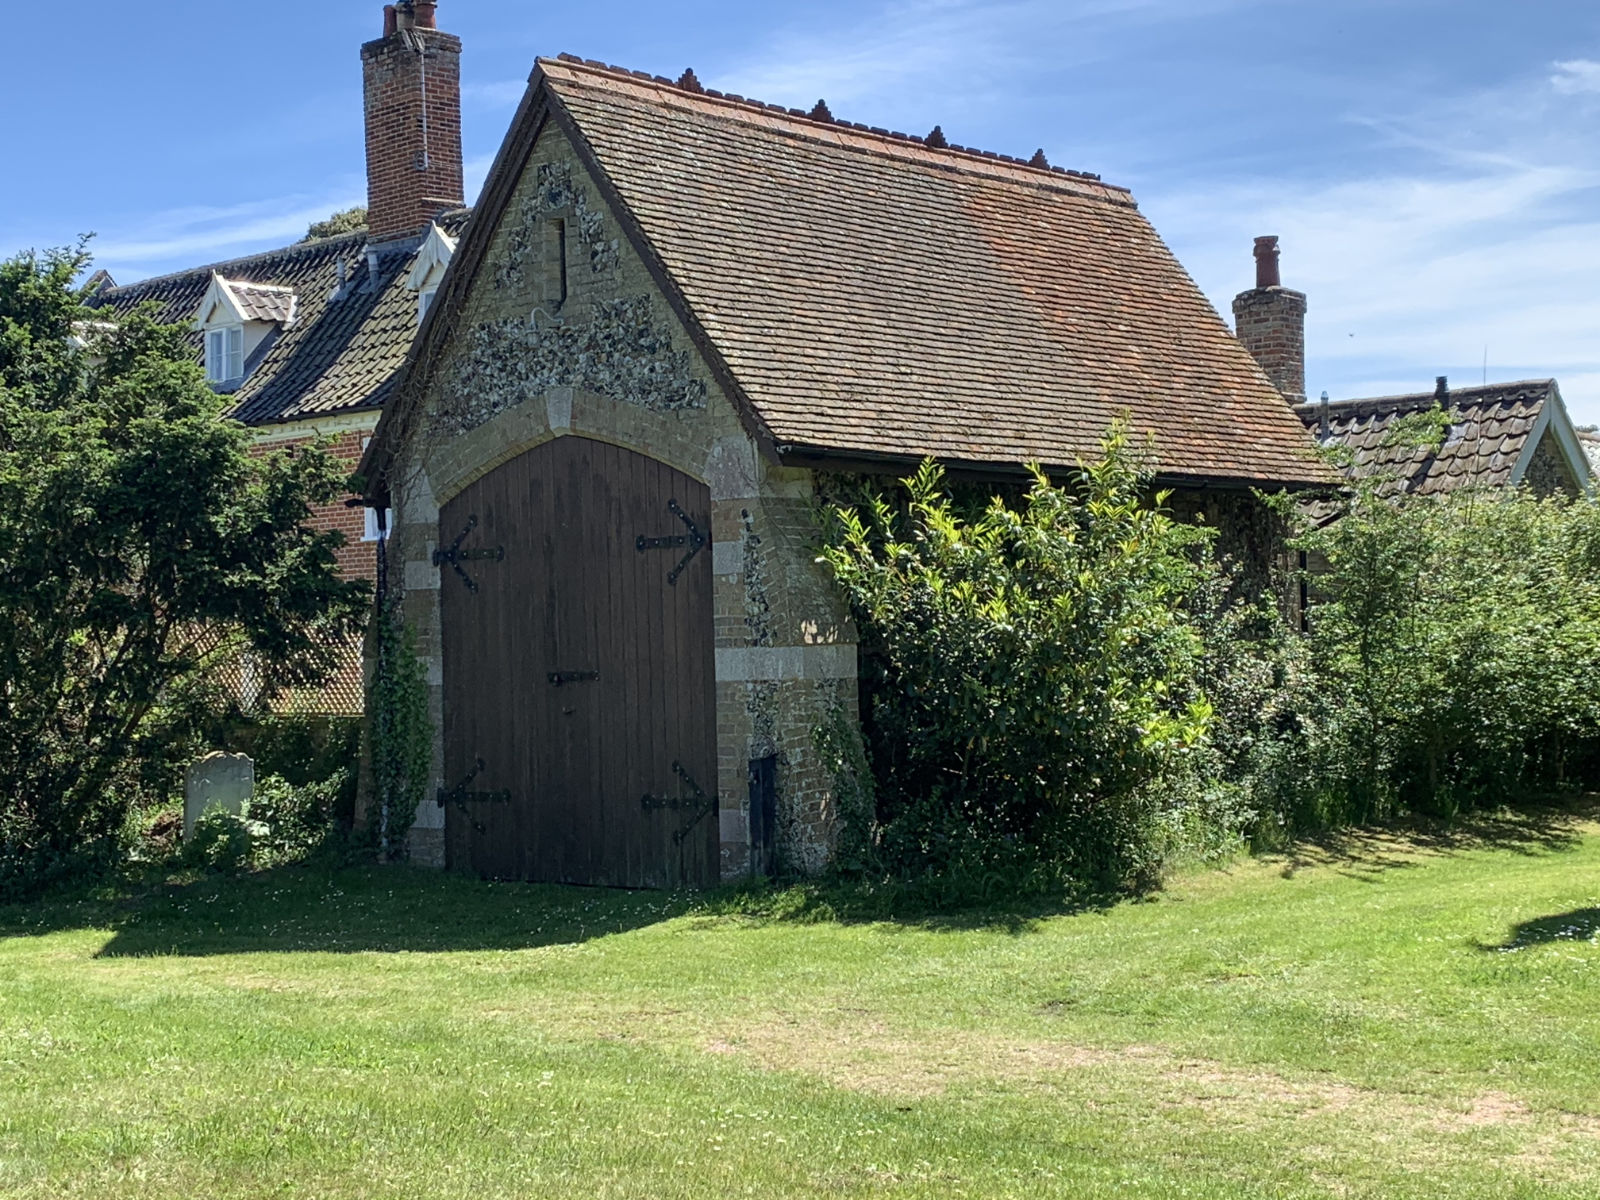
250 430 378 586
362 26 464 241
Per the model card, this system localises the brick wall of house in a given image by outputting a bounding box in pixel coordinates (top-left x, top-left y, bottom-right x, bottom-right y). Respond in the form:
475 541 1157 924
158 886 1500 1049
362 19 464 241
251 428 379 586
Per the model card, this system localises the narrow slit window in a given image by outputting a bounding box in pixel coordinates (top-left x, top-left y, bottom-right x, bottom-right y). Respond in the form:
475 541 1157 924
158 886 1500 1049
544 217 567 308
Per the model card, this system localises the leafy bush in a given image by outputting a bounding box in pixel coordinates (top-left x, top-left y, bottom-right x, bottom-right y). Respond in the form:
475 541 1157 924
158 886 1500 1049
228 716 361 828
248 772 346 865
183 810 256 874
1271 483 1600 823
820 425 1215 894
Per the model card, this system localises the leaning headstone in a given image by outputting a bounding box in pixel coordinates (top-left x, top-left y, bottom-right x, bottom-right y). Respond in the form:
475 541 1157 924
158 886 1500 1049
183 752 255 839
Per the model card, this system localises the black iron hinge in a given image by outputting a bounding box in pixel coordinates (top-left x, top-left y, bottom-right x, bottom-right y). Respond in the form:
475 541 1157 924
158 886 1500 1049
433 514 505 593
641 761 717 844
636 499 707 585
436 757 512 833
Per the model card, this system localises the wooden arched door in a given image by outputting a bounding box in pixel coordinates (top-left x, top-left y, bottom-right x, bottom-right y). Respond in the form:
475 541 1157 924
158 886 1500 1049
437 436 718 888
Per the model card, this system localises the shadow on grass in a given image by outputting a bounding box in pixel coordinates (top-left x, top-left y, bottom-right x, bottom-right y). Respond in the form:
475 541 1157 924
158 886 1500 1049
0 859 1105 957
0 862 700 957
1481 907 1600 952
3 800 1587 957
1271 796 1596 883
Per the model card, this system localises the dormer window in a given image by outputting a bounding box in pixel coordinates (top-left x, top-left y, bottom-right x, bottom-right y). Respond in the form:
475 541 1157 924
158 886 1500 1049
193 272 298 388
406 222 457 326
206 326 244 382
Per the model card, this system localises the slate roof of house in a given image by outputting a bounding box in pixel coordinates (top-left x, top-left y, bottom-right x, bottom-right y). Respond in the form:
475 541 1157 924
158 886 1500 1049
89 210 472 426
373 57 1334 489
1291 379 1579 496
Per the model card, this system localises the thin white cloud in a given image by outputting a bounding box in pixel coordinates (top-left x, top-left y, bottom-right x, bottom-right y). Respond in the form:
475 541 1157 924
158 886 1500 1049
1551 59 1600 94
464 154 497 208
91 193 364 282
1156 161 1600 421
725 0 1252 118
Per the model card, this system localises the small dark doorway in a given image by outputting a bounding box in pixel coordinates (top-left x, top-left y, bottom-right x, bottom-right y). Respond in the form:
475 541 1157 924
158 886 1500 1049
437 436 718 888
748 754 778 877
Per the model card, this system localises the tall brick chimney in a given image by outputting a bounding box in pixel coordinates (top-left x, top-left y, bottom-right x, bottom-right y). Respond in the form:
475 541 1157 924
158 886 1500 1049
362 2 464 242
1232 235 1307 404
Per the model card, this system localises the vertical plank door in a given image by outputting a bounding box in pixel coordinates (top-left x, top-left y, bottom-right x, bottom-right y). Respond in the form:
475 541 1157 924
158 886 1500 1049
438 436 718 887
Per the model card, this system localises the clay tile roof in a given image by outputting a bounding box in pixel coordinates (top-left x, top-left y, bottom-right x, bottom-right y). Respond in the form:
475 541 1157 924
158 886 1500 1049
90 210 472 426
1292 379 1560 497
536 57 1333 487
226 279 299 324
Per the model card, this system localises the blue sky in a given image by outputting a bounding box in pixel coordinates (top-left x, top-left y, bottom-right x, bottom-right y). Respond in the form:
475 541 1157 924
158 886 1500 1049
5 1 1597 421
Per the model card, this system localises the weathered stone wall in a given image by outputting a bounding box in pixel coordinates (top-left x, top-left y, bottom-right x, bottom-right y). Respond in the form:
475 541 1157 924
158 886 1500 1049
385 121 857 877
1164 486 1293 604
1521 431 1584 498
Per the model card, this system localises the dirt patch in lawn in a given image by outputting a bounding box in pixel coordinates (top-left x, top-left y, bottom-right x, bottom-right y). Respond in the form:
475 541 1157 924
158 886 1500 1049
689 1015 1600 1180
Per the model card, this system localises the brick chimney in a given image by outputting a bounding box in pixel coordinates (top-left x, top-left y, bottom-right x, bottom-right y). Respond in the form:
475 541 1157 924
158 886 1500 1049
362 2 464 242
1232 235 1307 404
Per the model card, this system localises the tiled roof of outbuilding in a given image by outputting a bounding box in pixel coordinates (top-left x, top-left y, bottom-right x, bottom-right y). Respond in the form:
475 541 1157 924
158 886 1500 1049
1292 379 1568 496
90 210 471 426
530 58 1333 487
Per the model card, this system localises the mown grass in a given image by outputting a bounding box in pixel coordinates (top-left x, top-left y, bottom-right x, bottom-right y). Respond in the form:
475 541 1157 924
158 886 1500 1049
3 806 1600 1198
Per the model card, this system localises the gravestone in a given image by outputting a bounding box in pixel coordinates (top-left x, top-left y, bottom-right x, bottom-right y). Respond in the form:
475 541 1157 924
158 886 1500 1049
183 752 255 838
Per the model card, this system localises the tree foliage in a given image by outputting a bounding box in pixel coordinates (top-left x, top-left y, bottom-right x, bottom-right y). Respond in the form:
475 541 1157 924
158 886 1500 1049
820 424 1215 892
1277 482 1600 822
301 207 368 242
0 244 368 894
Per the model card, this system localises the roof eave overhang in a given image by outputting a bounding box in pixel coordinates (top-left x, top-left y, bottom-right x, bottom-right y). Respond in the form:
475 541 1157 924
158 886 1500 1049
773 442 1338 492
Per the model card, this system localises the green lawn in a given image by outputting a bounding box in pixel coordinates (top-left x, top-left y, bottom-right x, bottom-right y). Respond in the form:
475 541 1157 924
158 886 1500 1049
4 811 1600 1198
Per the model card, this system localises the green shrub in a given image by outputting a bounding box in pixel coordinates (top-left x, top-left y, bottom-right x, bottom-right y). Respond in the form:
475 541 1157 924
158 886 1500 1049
1277 484 1600 822
227 716 361 827
247 772 346 865
820 424 1215 894
0 244 367 898
183 810 256 874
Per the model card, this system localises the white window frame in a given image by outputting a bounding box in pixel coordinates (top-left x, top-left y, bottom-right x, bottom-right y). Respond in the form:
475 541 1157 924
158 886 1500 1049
362 506 391 543
418 287 437 324
205 325 244 382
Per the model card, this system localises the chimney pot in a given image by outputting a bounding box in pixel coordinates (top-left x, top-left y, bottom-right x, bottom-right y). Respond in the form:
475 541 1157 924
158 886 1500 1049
1253 234 1282 289
1435 375 1449 400
382 4 397 36
413 1 437 28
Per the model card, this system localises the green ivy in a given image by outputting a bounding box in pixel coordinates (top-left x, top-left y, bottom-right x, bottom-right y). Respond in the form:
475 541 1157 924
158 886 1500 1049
366 603 431 859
